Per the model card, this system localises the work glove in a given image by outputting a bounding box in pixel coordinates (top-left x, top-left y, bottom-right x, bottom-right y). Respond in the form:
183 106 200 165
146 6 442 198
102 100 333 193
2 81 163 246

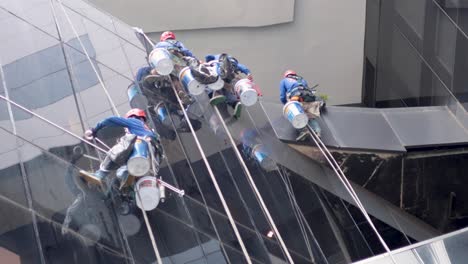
84 128 96 140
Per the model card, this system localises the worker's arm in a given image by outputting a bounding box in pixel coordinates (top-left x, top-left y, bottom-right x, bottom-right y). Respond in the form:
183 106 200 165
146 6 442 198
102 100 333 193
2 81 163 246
93 116 136 135
177 42 194 57
236 63 251 75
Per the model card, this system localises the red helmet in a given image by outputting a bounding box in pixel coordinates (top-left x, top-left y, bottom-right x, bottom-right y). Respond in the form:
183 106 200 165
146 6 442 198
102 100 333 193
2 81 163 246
125 108 147 121
160 31 176 41
283 70 297 78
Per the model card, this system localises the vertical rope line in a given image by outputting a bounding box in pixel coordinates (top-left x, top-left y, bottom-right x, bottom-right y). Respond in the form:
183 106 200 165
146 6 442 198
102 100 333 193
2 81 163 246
213 106 294 263
307 126 398 264
57 0 120 116
168 79 252 264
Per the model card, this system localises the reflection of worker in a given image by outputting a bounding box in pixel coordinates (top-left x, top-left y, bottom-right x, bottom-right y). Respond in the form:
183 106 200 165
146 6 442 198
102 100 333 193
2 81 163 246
240 129 277 171
280 70 325 140
154 31 194 58
79 109 161 186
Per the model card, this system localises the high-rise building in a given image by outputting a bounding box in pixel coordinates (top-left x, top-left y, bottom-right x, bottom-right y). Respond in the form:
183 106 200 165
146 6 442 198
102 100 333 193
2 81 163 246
2 0 468 263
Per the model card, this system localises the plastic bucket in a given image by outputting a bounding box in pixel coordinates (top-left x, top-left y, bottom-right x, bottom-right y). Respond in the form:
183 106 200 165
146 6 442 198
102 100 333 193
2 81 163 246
135 176 160 211
127 139 150 177
252 144 277 172
179 67 204 95
127 84 148 109
283 101 308 129
149 48 174 75
206 75 224 91
235 79 258 106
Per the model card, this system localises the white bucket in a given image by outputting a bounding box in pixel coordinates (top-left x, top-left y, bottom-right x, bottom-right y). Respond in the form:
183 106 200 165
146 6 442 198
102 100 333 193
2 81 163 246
206 75 224 91
179 67 204 95
127 156 150 177
235 79 258 106
135 176 160 211
283 101 308 129
149 48 174 76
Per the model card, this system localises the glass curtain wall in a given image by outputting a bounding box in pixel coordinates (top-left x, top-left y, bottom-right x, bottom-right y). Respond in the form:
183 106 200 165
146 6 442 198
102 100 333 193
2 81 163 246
0 0 412 263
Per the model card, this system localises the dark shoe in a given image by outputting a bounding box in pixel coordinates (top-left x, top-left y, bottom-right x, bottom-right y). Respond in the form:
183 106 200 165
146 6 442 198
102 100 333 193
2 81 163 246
176 117 201 133
233 102 242 119
296 130 309 141
183 56 199 67
218 53 234 80
143 75 159 88
210 94 226 106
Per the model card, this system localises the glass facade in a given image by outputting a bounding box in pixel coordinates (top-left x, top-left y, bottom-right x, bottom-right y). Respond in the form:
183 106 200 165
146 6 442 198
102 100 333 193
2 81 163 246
363 0 468 114
0 0 436 263
356 226 468 264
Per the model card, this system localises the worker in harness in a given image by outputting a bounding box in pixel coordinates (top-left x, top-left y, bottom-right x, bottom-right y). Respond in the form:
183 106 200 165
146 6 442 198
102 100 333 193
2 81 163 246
79 108 162 188
280 70 325 140
143 31 196 103
188 53 257 119
136 65 193 105
154 31 195 58
135 67 202 132
205 53 253 82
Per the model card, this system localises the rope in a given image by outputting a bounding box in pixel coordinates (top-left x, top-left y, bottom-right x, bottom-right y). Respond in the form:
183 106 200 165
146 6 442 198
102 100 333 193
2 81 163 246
0 93 164 263
244 109 322 263
278 168 324 263
53 15 167 261
169 79 252 264
307 125 398 264
57 0 120 116
213 106 295 263
136 190 163 264
0 94 107 153
54 9 163 258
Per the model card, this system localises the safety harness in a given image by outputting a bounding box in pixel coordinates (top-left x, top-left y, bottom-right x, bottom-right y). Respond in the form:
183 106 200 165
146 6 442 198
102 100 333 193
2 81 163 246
286 75 316 102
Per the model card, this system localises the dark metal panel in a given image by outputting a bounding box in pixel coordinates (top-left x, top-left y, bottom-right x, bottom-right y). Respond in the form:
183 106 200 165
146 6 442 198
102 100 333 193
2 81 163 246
382 106 468 148
263 101 405 152
323 107 406 152
261 101 340 147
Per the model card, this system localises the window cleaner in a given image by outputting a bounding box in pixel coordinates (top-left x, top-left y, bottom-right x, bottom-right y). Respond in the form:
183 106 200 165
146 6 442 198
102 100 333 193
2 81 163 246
280 70 326 140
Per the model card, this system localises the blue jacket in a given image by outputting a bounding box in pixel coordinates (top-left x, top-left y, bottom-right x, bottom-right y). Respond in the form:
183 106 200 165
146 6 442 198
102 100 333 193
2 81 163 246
205 54 251 75
93 117 157 141
279 77 309 104
154 40 194 57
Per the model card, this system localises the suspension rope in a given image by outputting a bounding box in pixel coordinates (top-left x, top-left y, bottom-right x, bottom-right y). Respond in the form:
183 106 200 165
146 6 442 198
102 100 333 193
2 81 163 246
135 180 163 264
95 137 112 150
278 168 323 263
56 0 120 116
213 106 294 263
0 93 164 263
154 103 232 262
52 7 165 259
243 109 323 263
0 95 107 153
168 79 252 264
307 126 398 264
